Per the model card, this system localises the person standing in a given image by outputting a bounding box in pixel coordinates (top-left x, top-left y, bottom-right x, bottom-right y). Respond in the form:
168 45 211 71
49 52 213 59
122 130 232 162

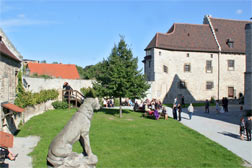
225 97 229 112
154 108 160 120
245 116 252 141
172 104 177 120
181 96 185 108
216 100 220 114
178 104 182 121
187 103 194 120
205 99 210 113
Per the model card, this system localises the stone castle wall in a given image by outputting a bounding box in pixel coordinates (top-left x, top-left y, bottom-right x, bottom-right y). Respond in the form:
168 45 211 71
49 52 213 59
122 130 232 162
145 48 245 104
245 23 252 111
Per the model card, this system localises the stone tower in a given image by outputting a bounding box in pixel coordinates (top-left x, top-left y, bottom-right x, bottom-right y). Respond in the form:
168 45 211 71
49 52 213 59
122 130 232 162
245 22 252 111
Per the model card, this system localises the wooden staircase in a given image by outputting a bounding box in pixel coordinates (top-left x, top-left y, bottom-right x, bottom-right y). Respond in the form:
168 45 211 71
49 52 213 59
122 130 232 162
62 90 85 108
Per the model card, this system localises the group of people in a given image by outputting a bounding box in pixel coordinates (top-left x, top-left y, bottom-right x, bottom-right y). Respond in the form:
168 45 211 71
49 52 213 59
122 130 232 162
205 97 229 114
240 116 252 141
172 97 194 121
136 99 163 120
103 99 114 108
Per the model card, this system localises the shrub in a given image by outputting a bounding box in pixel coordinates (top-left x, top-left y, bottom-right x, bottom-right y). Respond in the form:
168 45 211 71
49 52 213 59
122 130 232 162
15 74 59 108
52 101 68 109
210 96 215 104
80 87 96 98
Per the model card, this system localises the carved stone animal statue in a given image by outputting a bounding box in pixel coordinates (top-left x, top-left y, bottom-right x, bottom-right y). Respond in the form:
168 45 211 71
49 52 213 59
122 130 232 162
47 98 100 168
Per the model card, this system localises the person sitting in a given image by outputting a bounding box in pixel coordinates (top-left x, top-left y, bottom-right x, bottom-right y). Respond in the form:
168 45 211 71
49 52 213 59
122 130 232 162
0 146 18 162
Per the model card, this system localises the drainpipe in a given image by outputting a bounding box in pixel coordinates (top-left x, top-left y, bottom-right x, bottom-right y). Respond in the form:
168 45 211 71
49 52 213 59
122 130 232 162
205 15 222 100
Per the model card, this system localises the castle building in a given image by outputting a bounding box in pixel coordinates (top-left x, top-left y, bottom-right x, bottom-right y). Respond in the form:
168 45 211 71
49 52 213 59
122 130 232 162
245 21 252 111
143 15 251 103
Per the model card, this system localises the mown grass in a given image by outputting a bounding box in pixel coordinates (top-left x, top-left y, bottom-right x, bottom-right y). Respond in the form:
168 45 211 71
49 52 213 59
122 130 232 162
17 108 244 168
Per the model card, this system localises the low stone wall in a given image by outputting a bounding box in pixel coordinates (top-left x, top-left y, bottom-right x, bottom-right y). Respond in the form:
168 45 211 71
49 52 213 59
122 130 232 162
23 77 94 93
3 100 55 134
23 100 54 123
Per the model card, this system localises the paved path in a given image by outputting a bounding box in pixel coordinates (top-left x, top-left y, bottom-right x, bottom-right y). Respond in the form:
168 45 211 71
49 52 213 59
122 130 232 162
5 136 40 168
165 105 252 166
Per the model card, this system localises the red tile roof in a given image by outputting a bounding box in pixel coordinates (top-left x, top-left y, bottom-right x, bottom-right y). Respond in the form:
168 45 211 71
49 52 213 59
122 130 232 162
27 63 80 79
0 41 21 62
2 103 24 113
209 17 250 53
146 23 218 52
145 17 251 54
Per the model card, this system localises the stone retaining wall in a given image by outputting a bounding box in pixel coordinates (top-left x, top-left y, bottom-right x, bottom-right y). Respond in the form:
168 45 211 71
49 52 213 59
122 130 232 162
3 100 54 134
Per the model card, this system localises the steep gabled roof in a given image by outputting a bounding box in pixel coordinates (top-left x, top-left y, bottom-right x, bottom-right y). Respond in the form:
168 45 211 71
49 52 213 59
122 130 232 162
209 17 251 53
27 63 80 79
0 41 21 62
145 23 218 52
145 17 251 54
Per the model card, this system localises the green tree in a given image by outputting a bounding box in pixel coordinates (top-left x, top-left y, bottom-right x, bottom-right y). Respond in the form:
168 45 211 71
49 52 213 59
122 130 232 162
94 36 150 117
77 63 103 79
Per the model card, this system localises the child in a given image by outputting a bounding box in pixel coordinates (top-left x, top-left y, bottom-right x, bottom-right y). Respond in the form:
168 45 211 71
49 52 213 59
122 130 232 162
162 107 168 120
216 100 220 113
240 116 245 140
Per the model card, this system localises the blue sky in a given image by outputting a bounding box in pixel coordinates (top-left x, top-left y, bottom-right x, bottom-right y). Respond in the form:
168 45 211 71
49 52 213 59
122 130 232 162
0 0 251 70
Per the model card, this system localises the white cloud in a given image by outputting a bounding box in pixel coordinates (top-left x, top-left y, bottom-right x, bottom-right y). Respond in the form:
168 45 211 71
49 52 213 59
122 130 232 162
0 16 57 27
17 14 25 18
236 9 243 15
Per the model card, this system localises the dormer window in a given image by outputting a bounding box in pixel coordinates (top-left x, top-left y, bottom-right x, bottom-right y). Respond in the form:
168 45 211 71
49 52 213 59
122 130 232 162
226 38 234 48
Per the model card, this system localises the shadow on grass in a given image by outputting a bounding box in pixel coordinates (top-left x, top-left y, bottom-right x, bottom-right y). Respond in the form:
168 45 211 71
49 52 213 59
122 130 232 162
218 131 241 140
98 108 130 115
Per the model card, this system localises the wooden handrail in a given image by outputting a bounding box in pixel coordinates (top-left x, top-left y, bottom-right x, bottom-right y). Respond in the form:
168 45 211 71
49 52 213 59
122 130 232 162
62 90 85 108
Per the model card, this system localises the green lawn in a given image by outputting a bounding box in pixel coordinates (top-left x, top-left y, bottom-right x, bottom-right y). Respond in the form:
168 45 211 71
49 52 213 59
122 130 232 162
17 108 244 168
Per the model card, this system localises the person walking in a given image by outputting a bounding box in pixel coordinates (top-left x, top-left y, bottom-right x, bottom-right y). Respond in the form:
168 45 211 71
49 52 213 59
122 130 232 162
205 99 210 113
178 104 182 121
245 116 252 141
187 103 194 120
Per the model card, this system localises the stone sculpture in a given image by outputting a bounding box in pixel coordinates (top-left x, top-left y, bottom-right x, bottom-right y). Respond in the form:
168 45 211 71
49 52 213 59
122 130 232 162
47 98 100 168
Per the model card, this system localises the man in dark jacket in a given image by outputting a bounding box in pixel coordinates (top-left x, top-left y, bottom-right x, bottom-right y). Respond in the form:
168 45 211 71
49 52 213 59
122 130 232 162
245 117 252 141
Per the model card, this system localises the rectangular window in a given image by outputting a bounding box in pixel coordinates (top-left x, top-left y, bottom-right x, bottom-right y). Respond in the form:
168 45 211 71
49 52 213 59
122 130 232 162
146 50 152 56
178 80 186 89
163 65 168 73
227 60 235 71
228 87 234 97
206 60 213 73
206 81 214 90
184 63 191 72
148 61 151 68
